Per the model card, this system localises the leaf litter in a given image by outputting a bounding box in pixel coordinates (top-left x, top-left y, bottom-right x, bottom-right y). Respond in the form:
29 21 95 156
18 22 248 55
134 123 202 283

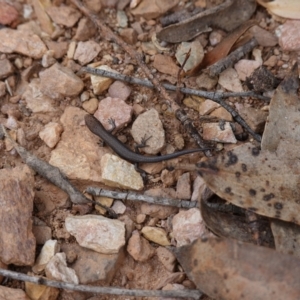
198 63 300 224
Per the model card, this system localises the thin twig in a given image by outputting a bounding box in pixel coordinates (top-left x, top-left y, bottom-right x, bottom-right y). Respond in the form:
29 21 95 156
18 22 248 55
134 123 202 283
82 67 263 142
0 269 202 299
208 37 258 77
86 187 198 208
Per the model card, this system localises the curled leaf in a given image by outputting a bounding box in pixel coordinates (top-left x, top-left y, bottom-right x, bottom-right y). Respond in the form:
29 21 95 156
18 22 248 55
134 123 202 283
257 0 300 19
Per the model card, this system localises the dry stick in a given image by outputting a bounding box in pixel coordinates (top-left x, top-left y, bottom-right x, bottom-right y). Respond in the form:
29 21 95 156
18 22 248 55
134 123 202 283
82 67 264 142
208 37 258 77
86 187 197 208
1 125 116 215
71 0 211 156
0 269 202 299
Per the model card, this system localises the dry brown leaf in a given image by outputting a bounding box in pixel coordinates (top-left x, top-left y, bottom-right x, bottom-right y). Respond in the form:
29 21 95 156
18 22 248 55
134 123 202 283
173 238 300 300
198 64 300 224
257 0 300 19
187 20 257 76
157 0 256 43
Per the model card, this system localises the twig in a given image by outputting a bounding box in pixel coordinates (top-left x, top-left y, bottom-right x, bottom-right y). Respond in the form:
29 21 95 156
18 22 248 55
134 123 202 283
1 125 117 216
86 187 198 208
82 67 263 142
71 0 211 155
208 37 258 77
0 269 202 299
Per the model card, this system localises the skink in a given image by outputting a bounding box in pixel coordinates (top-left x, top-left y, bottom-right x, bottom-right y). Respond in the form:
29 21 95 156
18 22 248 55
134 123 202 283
85 114 209 163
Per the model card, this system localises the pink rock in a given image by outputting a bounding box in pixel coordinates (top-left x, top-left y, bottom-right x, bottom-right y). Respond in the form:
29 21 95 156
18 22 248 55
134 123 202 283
279 20 300 51
94 97 133 130
0 3 19 25
74 41 101 65
172 208 207 247
127 230 155 262
108 81 132 101
203 122 237 144
46 6 81 27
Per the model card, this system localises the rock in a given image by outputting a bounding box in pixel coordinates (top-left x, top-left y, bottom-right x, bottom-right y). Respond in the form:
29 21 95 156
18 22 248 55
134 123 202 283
49 107 110 182
94 196 114 215
32 225 52 245
0 165 35 266
141 226 170 246
25 281 59 300
127 230 155 262
199 99 220 115
111 200 127 214
278 20 300 51
161 169 177 187
31 0 54 35
202 122 237 143
39 63 84 100
250 25 277 47
117 10 128 27
210 107 233 121
108 81 132 101
41 50 56 68
264 55 278 67
65 215 126 254
44 40 68 59
252 49 263 65
152 54 180 77
0 3 19 25
22 79 57 113
191 176 207 202
172 208 207 247
101 154 144 190
234 59 261 81
0 286 30 300
219 68 243 92
32 240 59 274
175 41 204 72
0 81 6 97
119 215 135 241
85 0 102 12
136 213 146 224
238 106 268 133
196 73 218 90
0 28 47 59
156 246 176 272
183 96 203 112
45 252 79 284
209 30 224 46
39 122 63 148
74 41 101 65
61 243 124 284
131 0 180 19
75 18 97 41
82 97 98 114
119 28 138 44
0 58 14 79
176 172 191 200
94 96 133 130
46 6 81 27
131 109 165 155
90 65 118 95
155 272 185 290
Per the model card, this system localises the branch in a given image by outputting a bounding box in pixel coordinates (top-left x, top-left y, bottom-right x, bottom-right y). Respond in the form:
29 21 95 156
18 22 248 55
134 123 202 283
0 269 202 299
86 187 198 209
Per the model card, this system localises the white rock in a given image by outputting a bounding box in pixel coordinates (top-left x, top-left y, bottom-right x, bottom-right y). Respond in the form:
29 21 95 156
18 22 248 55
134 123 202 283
175 41 204 72
32 239 59 274
218 68 243 92
172 208 207 247
39 122 63 148
90 65 118 95
202 122 237 144
234 59 261 81
101 154 144 191
65 215 126 254
45 252 78 284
